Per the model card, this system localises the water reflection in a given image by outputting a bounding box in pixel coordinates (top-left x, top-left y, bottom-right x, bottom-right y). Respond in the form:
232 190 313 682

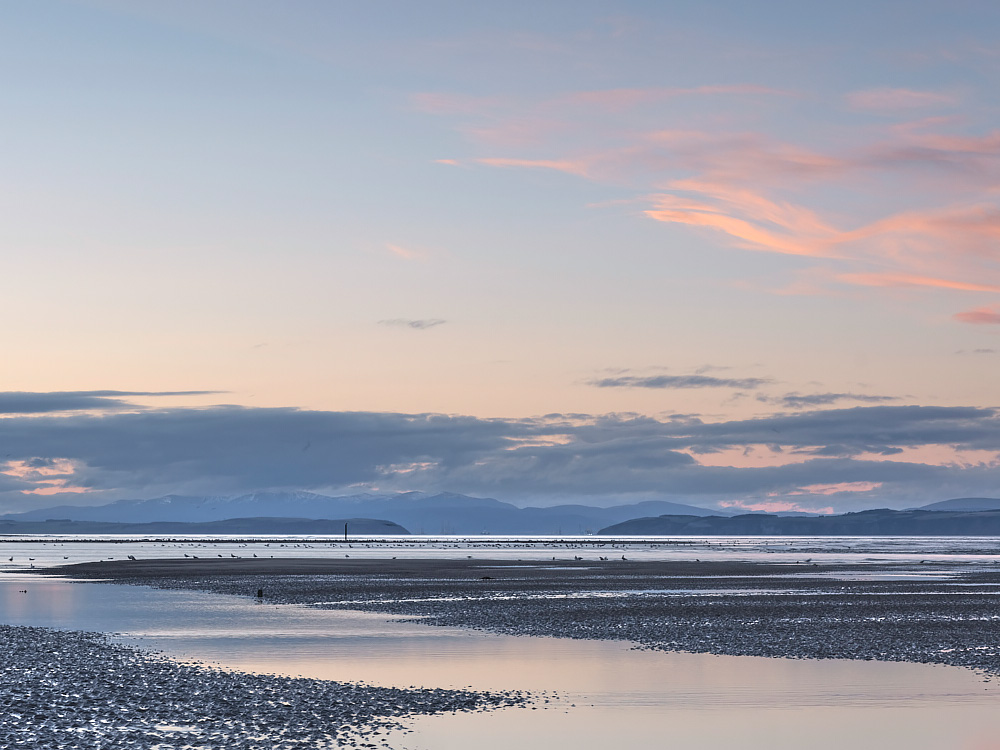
3 576 1000 749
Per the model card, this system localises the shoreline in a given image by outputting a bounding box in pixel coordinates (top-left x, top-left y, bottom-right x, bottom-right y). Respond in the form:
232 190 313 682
39 556 1000 676
0 620 528 749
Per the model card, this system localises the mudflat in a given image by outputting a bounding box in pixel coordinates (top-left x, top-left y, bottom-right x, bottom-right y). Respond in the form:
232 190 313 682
44 556 1000 676
47 555 845 579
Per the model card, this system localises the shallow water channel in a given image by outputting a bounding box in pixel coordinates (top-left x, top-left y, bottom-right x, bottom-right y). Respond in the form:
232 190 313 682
3 574 1000 750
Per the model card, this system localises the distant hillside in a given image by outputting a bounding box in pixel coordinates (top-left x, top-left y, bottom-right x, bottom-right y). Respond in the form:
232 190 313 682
600 509 1000 535
0 517 408 536
914 497 1000 512
1 492 724 535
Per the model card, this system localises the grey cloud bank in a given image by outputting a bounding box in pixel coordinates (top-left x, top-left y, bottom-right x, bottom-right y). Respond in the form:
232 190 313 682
589 375 772 389
1 399 998 513
772 392 899 408
378 319 447 329
0 390 220 414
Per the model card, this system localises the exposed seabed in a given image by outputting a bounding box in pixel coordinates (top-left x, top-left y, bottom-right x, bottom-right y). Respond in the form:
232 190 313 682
0 624 527 749
54 556 1000 677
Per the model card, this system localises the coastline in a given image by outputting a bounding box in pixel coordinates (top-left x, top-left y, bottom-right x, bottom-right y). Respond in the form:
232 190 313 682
3 561 535 748
0 623 527 749
42 556 1000 676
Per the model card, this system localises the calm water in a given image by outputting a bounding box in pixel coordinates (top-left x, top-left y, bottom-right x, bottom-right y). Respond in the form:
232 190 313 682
3 536 1000 748
3 570 1000 750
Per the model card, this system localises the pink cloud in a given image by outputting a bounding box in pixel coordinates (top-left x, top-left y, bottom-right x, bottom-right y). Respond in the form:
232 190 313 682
23 485 91 496
645 203 832 258
838 272 1000 293
474 157 591 177
642 131 847 183
790 481 883 496
3 458 92 495
903 129 1000 154
461 117 568 147
846 87 958 111
386 243 427 261
416 85 1000 302
558 84 793 111
645 180 844 258
954 305 1000 324
409 92 505 115
647 180 1000 292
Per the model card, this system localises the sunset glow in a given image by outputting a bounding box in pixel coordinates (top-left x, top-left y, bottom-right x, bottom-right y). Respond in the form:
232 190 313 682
1 2 999 514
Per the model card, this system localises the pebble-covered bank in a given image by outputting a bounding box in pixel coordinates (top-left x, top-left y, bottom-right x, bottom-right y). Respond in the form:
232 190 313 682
0 624 527 749
56 558 1000 678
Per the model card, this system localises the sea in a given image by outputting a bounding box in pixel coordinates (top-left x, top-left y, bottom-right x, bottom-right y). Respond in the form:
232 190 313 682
3 534 1000 750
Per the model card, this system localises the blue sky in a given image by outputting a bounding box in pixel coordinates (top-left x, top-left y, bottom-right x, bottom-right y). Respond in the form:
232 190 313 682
2 1 999 512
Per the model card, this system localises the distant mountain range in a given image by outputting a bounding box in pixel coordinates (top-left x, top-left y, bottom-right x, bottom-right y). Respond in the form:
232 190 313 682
0 517 407 536
0 491 723 535
910 497 1000 512
5 493 1000 536
600 504 1000 536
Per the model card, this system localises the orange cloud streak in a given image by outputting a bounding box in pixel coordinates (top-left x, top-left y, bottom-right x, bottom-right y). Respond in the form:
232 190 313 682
954 305 1000 324
837 273 1000 293
559 84 793 110
846 87 957 111
475 157 590 177
386 243 427 261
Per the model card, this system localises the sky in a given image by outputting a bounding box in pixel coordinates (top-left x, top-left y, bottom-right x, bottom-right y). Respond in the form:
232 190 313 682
1 0 1000 514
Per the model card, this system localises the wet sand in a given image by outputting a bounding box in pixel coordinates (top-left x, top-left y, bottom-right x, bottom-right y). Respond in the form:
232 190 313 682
45 556 1000 675
0 622 527 749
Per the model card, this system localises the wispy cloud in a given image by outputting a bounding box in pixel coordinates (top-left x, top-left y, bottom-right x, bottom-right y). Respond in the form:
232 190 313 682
590 374 772 390
410 92 507 115
378 318 448 330
846 87 958 111
645 183 841 259
474 157 590 177
422 86 1000 313
954 305 1000 324
775 393 899 408
0 391 221 415
556 84 793 111
836 272 1000 293
386 243 428 261
412 85 790 119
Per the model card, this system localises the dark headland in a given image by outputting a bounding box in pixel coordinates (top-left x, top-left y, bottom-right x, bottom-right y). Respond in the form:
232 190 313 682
599 508 1000 535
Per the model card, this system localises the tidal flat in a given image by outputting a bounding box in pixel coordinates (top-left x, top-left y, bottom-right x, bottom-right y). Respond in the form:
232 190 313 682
10 539 1000 749
0 621 527 749
54 556 1000 676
